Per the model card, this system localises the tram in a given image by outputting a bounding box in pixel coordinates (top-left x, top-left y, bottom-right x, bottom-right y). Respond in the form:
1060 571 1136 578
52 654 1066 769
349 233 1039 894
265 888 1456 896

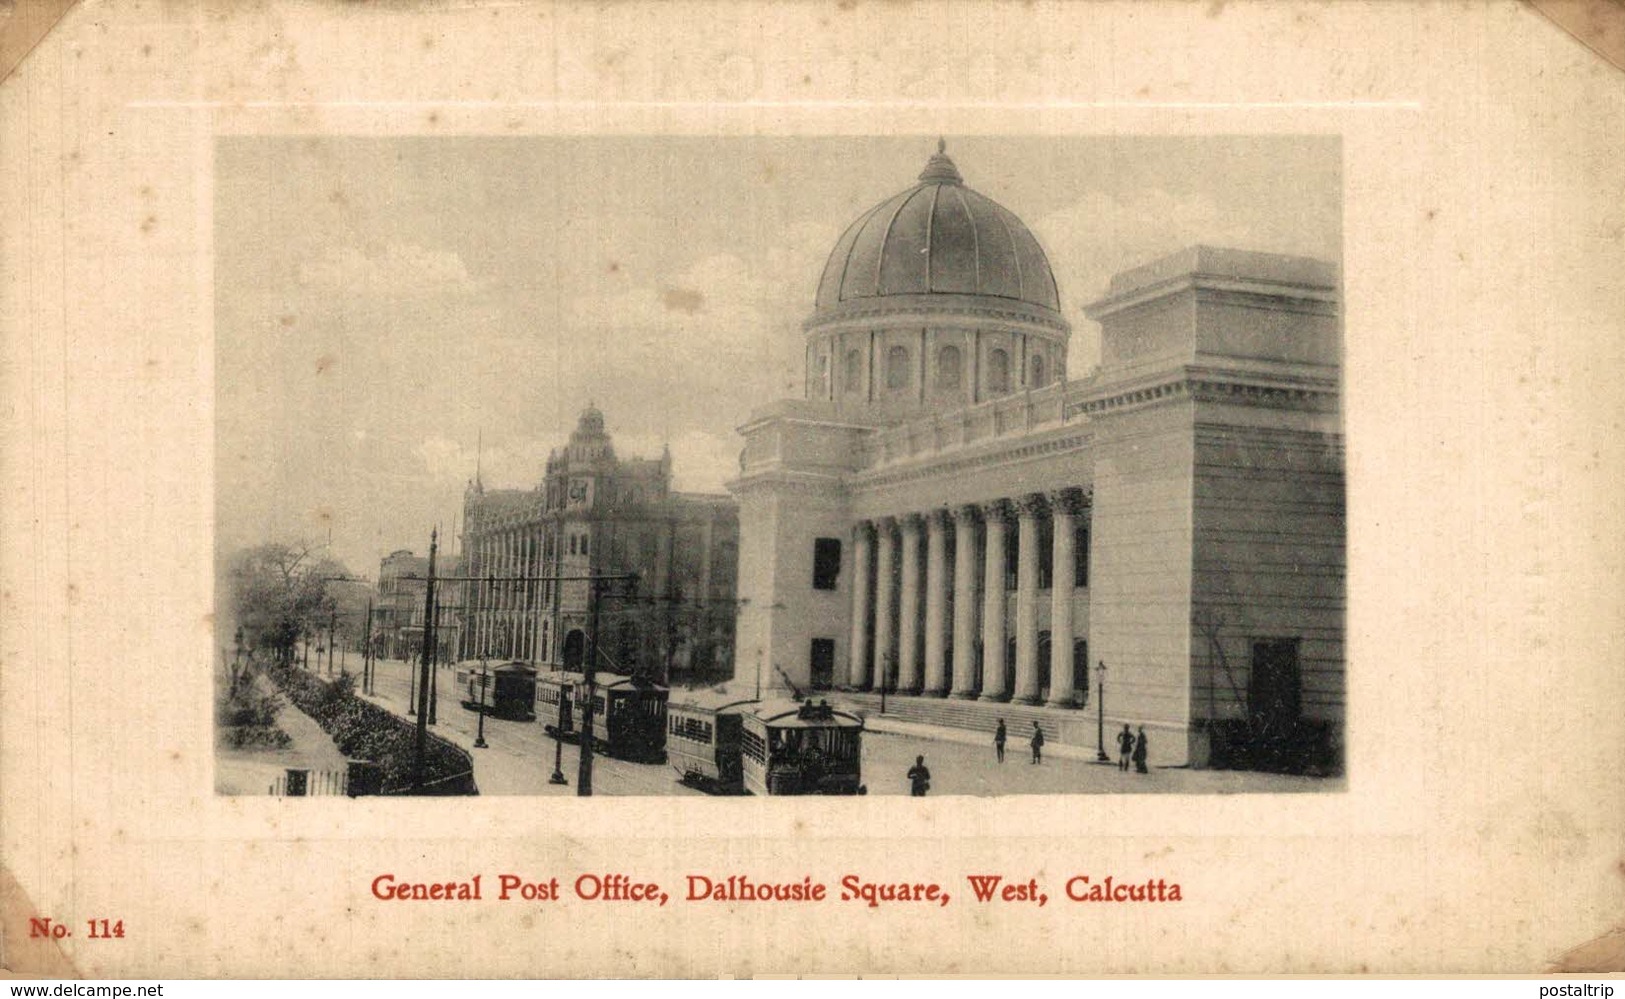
455 662 538 721
666 691 758 793
575 673 669 763
739 699 865 796
537 671 577 740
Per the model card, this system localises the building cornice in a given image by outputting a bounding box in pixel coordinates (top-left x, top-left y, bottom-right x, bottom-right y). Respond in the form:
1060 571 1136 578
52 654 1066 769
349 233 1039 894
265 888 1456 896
850 429 1093 493
1085 273 1338 321
803 292 1071 337
1074 363 1339 419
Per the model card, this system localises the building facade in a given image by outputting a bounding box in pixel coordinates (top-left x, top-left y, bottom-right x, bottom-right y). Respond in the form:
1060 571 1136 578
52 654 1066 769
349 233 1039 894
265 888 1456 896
460 406 739 684
729 145 1345 768
374 549 462 663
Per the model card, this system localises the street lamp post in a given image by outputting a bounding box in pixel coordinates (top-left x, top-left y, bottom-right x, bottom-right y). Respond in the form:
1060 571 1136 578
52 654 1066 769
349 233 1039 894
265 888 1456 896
548 678 569 786
1095 659 1110 763
473 658 489 749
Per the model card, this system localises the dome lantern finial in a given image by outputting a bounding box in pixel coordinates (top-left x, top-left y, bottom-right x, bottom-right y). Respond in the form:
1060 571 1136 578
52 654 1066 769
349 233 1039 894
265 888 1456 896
918 138 963 185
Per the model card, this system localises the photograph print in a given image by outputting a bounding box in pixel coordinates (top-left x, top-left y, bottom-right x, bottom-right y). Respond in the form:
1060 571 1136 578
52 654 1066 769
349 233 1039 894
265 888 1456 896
213 133 1345 799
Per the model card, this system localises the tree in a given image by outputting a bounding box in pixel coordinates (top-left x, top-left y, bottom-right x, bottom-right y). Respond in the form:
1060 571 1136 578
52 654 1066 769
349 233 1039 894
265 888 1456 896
227 542 355 665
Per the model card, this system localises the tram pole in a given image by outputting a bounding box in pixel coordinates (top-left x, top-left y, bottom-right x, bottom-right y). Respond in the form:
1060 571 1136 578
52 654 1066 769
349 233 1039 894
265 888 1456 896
577 529 601 797
412 528 439 792
474 657 489 749
362 598 374 694
429 596 440 725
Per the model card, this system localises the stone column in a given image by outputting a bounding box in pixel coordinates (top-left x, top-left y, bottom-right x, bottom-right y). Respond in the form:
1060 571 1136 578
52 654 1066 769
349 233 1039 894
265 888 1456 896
848 522 873 689
922 509 950 696
872 518 897 692
1014 493 1046 704
979 500 1012 702
951 505 980 698
896 514 923 693
1047 489 1085 708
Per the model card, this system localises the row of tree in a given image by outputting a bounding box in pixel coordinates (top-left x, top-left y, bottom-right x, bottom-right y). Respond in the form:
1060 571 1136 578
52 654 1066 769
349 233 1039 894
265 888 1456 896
227 542 370 665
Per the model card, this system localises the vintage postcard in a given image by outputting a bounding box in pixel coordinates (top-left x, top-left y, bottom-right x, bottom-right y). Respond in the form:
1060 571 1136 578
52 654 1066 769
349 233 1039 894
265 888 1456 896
2 0 1621 979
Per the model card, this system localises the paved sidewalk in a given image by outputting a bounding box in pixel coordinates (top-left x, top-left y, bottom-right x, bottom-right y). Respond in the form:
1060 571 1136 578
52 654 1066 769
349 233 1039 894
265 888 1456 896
215 673 350 795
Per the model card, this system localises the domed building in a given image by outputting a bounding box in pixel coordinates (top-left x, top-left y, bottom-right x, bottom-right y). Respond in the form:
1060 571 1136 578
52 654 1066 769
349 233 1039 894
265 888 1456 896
803 141 1070 422
729 143 1346 770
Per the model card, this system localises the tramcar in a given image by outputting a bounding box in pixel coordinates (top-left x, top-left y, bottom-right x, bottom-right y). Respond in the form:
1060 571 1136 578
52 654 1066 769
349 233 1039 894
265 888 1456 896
537 671 577 740
576 673 669 763
455 662 537 721
739 699 865 796
666 692 758 793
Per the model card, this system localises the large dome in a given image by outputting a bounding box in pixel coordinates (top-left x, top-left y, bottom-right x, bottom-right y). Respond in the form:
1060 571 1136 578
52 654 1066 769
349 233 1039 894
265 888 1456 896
814 142 1061 315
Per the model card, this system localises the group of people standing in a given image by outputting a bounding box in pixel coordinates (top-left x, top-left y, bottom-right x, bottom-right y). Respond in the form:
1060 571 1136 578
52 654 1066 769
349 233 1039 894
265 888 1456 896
903 718 1153 796
1115 723 1149 773
991 718 1150 773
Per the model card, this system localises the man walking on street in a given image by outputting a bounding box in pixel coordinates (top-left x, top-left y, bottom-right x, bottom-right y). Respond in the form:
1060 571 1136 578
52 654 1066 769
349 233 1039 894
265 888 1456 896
907 755 932 796
1133 726 1150 774
1117 723 1134 771
1030 721 1045 764
994 719 1007 763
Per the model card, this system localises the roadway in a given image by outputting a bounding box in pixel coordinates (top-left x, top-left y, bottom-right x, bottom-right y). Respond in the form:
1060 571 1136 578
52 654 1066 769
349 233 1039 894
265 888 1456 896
356 658 1333 797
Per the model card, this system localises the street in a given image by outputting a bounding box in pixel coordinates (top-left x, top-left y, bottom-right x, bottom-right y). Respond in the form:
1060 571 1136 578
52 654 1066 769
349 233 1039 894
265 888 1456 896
354 658 1335 797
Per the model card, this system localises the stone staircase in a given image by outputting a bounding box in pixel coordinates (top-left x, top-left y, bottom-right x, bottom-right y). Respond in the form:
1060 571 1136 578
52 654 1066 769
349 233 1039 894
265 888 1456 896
833 690 1104 751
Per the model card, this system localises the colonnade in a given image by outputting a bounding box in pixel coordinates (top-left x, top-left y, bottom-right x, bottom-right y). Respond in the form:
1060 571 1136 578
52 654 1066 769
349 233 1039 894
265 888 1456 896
847 488 1089 708
464 527 550 663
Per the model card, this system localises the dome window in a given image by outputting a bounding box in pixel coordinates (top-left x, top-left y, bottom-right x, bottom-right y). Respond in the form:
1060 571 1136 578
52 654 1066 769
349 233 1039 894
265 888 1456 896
988 348 1010 395
885 345 912 391
844 349 862 394
936 344 962 391
1031 355 1047 389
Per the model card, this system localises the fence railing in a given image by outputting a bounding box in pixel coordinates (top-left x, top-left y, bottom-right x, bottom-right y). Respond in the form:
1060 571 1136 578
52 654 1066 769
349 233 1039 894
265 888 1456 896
269 767 347 796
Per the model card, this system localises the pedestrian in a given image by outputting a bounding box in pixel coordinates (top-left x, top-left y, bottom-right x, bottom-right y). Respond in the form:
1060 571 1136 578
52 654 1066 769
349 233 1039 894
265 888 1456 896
994 719 1007 763
1117 723 1134 771
1030 721 1045 764
1133 726 1149 774
906 755 932 797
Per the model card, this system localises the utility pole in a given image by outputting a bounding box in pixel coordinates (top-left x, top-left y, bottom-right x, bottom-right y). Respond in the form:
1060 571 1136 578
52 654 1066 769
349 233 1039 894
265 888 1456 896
412 528 439 793
362 598 374 694
577 522 601 797
428 596 441 725
327 605 337 676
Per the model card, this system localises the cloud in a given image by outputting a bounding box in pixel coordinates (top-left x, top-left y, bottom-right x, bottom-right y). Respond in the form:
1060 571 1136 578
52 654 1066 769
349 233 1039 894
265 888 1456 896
1036 187 1341 371
561 223 831 423
297 241 486 299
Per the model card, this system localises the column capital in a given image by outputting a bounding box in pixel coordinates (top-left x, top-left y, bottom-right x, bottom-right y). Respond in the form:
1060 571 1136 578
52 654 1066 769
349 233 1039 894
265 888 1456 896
1048 487 1091 516
851 519 876 540
924 507 952 529
953 503 981 525
980 498 1015 522
898 511 926 530
1016 492 1049 518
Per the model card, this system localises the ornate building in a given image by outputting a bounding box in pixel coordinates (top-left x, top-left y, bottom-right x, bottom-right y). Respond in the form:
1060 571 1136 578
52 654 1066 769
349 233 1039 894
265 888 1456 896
460 406 739 684
729 144 1345 768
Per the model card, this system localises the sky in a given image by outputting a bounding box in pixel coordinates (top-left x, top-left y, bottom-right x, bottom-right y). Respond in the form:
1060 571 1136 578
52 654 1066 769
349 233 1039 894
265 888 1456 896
214 134 1341 578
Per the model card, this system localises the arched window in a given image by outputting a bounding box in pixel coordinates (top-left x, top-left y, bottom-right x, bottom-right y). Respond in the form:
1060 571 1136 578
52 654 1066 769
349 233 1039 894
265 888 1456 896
562 630 586 669
988 348 1010 394
844 349 862 393
815 353 830 396
1031 354 1047 389
936 344 962 391
886 345 911 390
